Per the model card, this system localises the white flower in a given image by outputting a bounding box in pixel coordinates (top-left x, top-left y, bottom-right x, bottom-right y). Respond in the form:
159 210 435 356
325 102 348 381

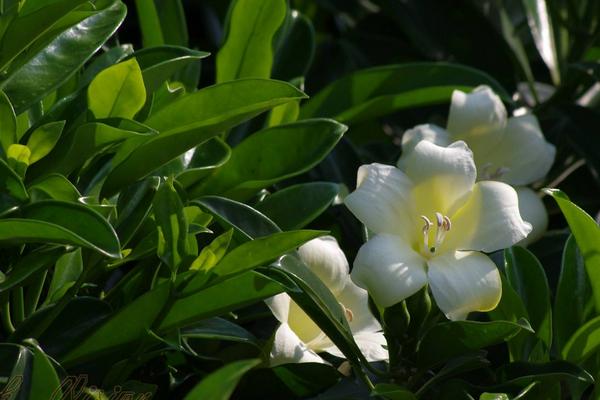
267 236 388 366
401 86 556 244
345 140 532 320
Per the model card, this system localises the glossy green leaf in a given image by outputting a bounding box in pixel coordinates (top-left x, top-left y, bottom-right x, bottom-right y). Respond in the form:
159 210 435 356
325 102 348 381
504 247 552 360
137 46 209 93
272 10 315 81
0 248 64 294
88 58 146 119
79 44 135 89
207 230 324 278
191 229 233 271
261 254 363 367
46 249 82 304
0 90 17 153
299 63 510 124
217 0 287 82
562 315 600 362
194 196 280 241
154 178 190 272
0 158 28 211
555 235 591 352
0 0 87 71
177 138 231 189
25 340 63 399
31 118 156 178
101 79 306 197
496 360 593 387
193 119 346 200
372 383 417 400
134 0 164 47
183 359 260 400
63 270 282 366
2 0 127 114
181 317 259 347
521 0 561 84
7 144 30 177
418 319 532 368
60 282 170 366
256 182 339 230
162 270 283 330
544 189 600 312
115 177 160 247
1 200 120 258
28 174 80 202
26 121 64 164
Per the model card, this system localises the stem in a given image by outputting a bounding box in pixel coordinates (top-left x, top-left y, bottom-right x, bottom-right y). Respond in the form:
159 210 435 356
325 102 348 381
0 295 15 334
11 287 25 325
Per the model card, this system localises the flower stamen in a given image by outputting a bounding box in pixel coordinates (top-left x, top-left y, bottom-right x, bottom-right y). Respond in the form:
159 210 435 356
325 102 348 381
421 213 452 254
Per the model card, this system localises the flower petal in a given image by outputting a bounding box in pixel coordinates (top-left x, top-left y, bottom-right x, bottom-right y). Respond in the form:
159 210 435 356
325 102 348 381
298 236 350 295
323 332 389 362
352 234 428 308
336 279 382 335
345 163 416 240
398 140 476 216
427 250 502 320
447 86 507 156
266 293 290 323
444 181 532 253
400 124 452 156
478 114 556 185
515 187 548 246
270 323 327 366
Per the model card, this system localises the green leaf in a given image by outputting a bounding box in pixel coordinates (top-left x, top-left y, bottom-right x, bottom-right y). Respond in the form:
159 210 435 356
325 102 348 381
194 196 280 241
153 178 190 272
192 119 346 200
0 157 28 212
133 0 164 47
555 235 591 353
62 270 282 365
562 315 600 362
521 0 561 84
26 121 64 164
272 10 315 81
24 340 63 399
177 138 231 189
2 0 127 114
161 270 283 331
417 319 532 368
299 63 510 124
191 229 233 271
206 230 324 278
496 360 593 387
30 118 156 178
183 359 261 400
255 182 339 230
261 254 363 367
115 177 160 247
7 144 30 177
0 90 17 153
0 0 87 71
101 79 306 197
88 58 146 119
154 0 188 47
28 173 81 202
2 200 121 258
46 249 82 304
504 247 552 360
136 46 209 94
181 317 259 347
0 248 64 294
217 0 287 82
372 383 417 400
544 189 600 312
